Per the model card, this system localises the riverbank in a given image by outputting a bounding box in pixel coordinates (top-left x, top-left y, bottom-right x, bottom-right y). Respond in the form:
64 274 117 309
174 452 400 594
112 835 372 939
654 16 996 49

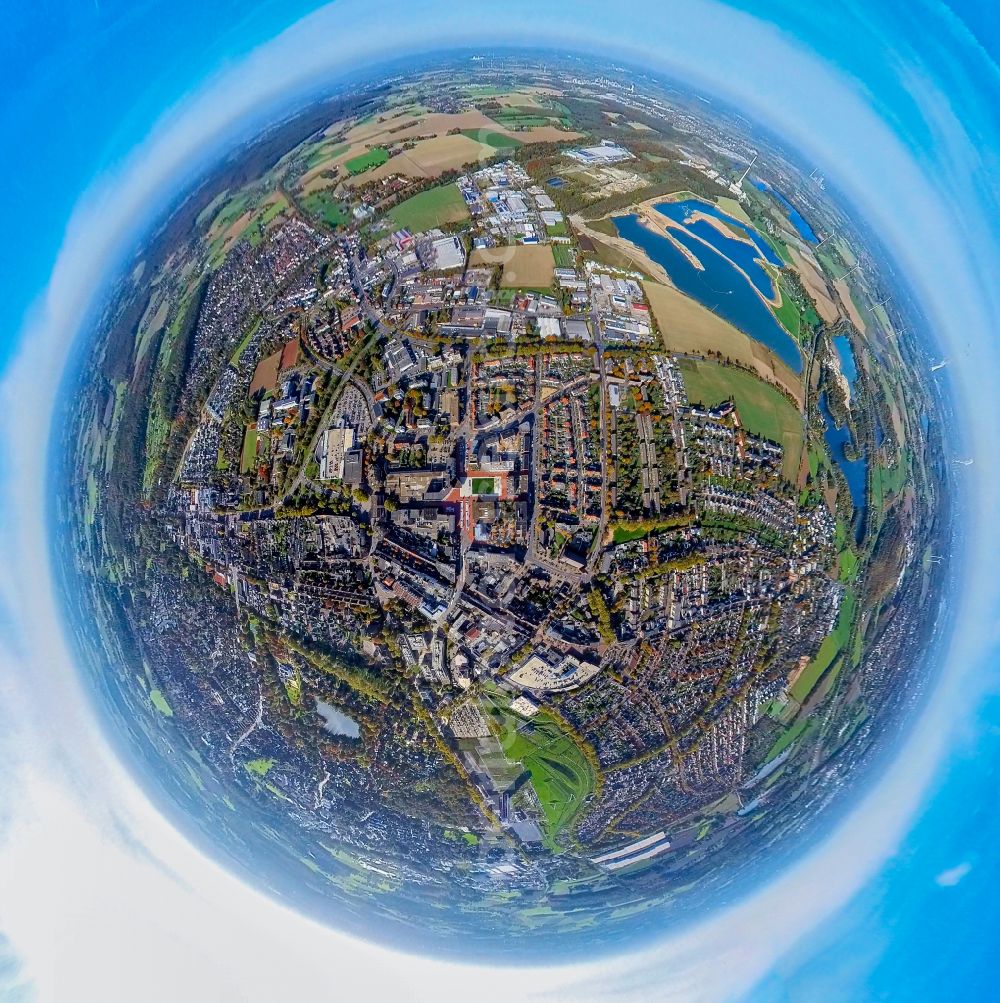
569 213 673 285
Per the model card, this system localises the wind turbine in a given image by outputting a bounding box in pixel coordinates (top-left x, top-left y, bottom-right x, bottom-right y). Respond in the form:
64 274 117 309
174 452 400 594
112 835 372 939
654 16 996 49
736 153 758 187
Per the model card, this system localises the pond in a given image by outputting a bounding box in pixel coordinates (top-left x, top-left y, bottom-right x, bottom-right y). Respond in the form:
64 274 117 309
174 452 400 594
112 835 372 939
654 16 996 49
833 333 858 392
818 391 867 523
315 699 361 739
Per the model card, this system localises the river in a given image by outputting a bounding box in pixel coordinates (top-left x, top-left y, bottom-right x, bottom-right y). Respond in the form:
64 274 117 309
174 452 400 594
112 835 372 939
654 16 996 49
751 178 818 242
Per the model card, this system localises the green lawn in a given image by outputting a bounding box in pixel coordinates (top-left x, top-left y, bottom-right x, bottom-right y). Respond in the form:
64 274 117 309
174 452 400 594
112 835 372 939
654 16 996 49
613 524 648 544
678 358 804 481
240 426 258 474
244 758 275 777
388 183 469 232
790 590 857 704
149 689 173 716
486 705 595 847
767 715 813 759
545 219 570 237
773 282 802 340
345 147 388 174
461 128 522 149
300 190 351 228
471 477 496 495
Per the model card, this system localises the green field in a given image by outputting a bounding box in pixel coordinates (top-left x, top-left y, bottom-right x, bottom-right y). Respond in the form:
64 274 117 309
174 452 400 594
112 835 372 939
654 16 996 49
229 317 261 366
345 147 388 175
790 590 857 703
871 448 910 513
471 477 496 495
767 715 813 759
816 244 849 280
304 141 349 169
149 689 173 716
461 128 522 150
301 190 351 228
612 524 648 543
552 244 575 268
494 110 555 129
678 358 804 480
487 705 595 846
240 425 258 474
773 282 802 340
388 183 469 232
244 758 275 777
546 219 570 237
838 547 859 581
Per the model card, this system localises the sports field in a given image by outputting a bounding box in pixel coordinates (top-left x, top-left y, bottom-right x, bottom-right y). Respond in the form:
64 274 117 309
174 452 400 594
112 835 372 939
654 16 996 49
388 183 469 231
678 357 804 480
240 426 258 474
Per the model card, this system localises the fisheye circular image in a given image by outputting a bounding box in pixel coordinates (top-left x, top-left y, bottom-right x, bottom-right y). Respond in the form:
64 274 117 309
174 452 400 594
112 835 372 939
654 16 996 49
57 53 949 958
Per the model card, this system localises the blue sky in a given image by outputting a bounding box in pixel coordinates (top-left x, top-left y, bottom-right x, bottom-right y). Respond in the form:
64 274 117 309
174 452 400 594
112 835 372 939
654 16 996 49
3 1 1000 999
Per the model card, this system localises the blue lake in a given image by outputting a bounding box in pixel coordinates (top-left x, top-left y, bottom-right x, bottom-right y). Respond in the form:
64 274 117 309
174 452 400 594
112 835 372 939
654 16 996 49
613 213 803 374
819 391 867 521
833 333 858 391
752 179 818 242
654 200 779 300
657 200 782 266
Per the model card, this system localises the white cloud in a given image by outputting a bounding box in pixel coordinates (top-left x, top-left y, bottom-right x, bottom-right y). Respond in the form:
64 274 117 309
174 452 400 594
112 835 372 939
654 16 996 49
935 862 973 888
2 1 999 1001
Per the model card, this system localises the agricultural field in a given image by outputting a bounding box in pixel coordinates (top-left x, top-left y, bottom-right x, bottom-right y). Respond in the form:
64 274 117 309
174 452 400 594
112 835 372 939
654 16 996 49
644 281 803 407
461 128 522 150
388 183 469 231
679 357 804 481
204 191 290 266
345 147 389 174
470 244 556 289
552 244 576 268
